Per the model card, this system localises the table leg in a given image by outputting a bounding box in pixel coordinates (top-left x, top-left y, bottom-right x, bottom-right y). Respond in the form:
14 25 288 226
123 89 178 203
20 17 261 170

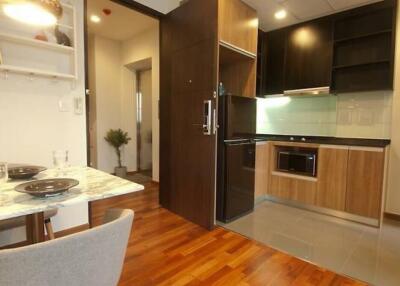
26 212 45 244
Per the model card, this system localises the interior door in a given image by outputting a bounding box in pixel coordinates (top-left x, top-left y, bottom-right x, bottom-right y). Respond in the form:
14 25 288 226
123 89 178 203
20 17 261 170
160 0 218 229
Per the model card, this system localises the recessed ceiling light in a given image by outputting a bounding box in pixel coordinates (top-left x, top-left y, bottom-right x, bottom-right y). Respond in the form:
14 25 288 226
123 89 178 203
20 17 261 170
90 15 101 23
3 2 59 27
274 9 287 20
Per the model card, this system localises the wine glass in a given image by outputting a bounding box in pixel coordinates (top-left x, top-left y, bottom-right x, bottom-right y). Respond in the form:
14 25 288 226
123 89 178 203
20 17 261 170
53 151 69 175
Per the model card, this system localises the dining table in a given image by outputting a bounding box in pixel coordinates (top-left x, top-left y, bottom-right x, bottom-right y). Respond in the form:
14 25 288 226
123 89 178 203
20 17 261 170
0 166 144 244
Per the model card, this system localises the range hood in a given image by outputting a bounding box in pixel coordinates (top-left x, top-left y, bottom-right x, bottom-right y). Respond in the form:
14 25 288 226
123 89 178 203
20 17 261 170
283 86 330 97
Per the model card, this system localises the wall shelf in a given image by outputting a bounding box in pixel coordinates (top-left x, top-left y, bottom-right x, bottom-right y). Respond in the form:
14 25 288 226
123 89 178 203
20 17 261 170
57 23 74 30
334 29 392 44
0 64 76 79
0 1 78 81
0 32 74 54
332 59 391 69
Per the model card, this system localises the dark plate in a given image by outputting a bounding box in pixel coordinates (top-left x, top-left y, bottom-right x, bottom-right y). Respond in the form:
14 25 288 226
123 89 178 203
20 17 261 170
8 166 47 180
15 178 79 198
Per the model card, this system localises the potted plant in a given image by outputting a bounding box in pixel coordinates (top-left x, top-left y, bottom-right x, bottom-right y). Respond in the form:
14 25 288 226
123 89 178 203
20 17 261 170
104 129 131 178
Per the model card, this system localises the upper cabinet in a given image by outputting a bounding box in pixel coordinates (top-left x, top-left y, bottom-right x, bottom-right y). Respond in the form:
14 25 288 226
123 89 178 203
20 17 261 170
259 29 286 96
218 0 259 98
285 18 334 91
218 0 258 55
257 0 396 96
331 4 395 93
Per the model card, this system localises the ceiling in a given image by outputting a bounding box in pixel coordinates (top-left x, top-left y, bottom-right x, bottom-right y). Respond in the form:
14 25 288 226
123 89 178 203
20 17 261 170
88 0 158 41
133 0 383 32
243 0 383 31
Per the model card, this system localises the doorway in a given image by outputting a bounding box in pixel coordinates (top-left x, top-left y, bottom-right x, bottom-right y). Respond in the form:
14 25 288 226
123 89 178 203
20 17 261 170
86 0 160 183
136 69 153 178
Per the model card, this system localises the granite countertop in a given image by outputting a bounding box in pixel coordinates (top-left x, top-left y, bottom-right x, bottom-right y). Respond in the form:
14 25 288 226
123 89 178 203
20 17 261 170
243 134 390 148
0 167 144 221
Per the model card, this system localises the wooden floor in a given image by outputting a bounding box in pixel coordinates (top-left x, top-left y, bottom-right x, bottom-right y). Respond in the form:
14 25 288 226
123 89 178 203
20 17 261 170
90 183 366 286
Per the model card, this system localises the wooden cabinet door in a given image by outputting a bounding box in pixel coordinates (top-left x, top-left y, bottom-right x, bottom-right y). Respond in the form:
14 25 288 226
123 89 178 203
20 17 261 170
255 142 270 200
218 0 258 54
269 174 317 205
345 148 385 219
264 29 287 95
285 18 333 91
160 0 218 230
317 146 349 211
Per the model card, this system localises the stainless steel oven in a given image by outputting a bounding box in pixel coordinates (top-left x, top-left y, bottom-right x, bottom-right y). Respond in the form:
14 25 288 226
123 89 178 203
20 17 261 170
277 149 317 177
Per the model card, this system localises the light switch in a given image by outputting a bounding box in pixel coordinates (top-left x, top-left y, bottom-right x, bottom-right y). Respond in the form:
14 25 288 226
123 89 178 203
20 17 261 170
74 97 84 115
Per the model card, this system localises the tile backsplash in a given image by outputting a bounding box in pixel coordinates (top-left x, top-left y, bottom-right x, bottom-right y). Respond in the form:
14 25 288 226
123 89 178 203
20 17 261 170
257 91 393 139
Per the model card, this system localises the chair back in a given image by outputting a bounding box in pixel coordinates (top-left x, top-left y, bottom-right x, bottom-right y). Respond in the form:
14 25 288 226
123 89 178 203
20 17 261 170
0 209 134 286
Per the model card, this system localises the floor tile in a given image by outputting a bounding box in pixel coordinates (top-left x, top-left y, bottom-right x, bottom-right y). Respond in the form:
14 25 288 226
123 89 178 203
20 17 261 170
223 200 400 286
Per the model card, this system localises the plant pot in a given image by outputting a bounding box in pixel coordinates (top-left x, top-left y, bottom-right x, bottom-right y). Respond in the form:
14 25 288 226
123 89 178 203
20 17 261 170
115 166 127 178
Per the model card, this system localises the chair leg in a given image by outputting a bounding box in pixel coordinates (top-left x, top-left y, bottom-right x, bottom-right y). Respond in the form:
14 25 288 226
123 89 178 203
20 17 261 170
44 218 55 240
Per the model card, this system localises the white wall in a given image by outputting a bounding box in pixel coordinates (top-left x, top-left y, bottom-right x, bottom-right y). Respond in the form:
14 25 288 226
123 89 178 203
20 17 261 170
90 35 137 174
0 0 87 246
122 26 160 181
386 3 400 215
89 25 160 181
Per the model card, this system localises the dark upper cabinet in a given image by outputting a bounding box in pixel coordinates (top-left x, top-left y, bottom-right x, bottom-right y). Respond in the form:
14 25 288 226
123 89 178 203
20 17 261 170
263 29 286 95
284 18 334 91
257 0 396 95
331 3 395 93
256 30 267 96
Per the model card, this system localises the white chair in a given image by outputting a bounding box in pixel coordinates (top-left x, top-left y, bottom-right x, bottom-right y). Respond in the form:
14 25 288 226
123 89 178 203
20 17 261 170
0 209 58 240
0 209 134 286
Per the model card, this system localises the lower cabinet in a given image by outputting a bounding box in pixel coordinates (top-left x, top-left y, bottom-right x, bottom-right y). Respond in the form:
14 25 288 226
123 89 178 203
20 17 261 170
316 146 349 211
269 174 317 205
345 148 385 219
263 142 386 221
255 142 270 200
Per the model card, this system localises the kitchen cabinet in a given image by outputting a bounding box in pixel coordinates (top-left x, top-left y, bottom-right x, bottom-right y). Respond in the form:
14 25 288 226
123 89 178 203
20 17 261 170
262 141 387 225
256 30 267 97
218 0 258 55
219 44 257 98
261 29 286 96
345 147 385 219
267 141 318 205
218 0 258 98
255 142 270 200
331 3 395 93
269 174 317 205
257 0 395 94
284 18 334 91
316 146 349 211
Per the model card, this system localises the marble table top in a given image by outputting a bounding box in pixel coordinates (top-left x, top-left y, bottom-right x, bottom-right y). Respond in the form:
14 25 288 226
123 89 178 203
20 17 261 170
0 167 144 221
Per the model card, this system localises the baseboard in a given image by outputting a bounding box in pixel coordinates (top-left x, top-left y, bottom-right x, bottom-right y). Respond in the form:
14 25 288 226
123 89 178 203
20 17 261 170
254 195 268 205
0 224 90 249
384 212 400 222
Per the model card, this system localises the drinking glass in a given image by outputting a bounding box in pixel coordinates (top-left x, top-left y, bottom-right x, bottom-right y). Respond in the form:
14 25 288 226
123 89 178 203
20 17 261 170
0 162 8 183
53 150 69 170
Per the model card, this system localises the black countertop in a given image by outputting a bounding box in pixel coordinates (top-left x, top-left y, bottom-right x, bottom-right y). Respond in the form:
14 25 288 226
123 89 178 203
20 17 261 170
237 134 390 148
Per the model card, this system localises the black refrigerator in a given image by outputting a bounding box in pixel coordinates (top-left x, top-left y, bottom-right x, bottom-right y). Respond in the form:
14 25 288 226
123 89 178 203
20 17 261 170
216 95 257 223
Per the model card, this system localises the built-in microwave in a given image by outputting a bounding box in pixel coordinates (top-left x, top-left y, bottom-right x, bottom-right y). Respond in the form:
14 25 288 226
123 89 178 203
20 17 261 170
277 149 317 177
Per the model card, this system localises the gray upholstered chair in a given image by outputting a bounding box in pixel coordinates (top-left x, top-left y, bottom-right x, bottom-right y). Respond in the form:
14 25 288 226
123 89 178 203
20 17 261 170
0 209 58 240
0 209 134 286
